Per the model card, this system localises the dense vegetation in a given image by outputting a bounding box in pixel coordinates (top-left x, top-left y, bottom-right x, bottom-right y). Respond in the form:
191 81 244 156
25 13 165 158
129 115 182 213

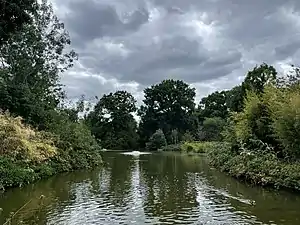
0 0 102 190
85 62 300 190
2 0 300 192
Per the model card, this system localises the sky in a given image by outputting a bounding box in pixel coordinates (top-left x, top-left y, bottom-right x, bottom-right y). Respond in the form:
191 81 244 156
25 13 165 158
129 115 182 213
51 0 300 105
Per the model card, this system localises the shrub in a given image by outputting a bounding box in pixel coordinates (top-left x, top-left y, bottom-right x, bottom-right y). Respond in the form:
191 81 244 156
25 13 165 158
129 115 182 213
0 112 57 163
264 84 300 158
0 112 102 190
181 141 216 153
208 143 300 190
201 117 226 141
160 144 181 152
146 129 167 151
181 131 195 142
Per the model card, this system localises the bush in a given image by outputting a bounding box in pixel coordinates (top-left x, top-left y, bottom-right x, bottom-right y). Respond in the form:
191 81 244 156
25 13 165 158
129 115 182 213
0 157 36 188
208 143 300 190
181 131 195 142
146 129 167 151
0 112 102 190
201 117 226 141
181 141 216 153
160 144 181 152
0 112 57 163
264 85 300 158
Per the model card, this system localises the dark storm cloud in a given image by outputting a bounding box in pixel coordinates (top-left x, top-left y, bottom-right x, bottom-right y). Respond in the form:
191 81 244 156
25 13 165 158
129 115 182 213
65 0 149 41
275 40 300 60
52 0 300 101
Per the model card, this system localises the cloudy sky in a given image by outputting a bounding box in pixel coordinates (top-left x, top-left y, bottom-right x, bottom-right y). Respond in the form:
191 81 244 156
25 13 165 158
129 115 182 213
51 0 300 104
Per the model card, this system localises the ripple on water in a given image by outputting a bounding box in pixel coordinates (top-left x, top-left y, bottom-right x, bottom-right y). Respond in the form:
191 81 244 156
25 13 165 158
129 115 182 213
3 153 293 225
47 172 264 225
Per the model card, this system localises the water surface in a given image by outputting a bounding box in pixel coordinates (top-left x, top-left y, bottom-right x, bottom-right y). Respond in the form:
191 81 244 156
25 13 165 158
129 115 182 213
1 152 300 224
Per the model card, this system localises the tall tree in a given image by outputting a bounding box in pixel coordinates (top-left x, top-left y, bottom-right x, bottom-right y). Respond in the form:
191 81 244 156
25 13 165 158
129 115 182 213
242 63 277 95
0 0 38 45
86 91 138 150
225 85 244 112
197 90 228 122
0 0 77 128
138 79 196 145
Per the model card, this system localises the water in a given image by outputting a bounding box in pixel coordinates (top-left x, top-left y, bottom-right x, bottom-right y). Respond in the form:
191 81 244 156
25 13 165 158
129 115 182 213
1 151 300 225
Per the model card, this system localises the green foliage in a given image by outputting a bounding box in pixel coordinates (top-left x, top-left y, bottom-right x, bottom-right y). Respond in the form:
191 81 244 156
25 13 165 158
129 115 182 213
207 64 300 191
263 84 300 158
181 131 195 142
0 112 102 190
0 0 103 192
86 90 138 150
181 142 216 153
170 129 179 144
242 63 277 95
199 117 226 141
0 0 38 45
208 144 300 190
0 112 57 163
138 79 197 146
160 144 182 152
197 91 229 120
0 0 77 129
226 85 244 112
0 157 36 188
146 129 167 151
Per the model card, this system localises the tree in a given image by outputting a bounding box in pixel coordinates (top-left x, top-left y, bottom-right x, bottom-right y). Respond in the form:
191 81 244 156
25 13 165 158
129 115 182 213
0 0 77 128
138 79 196 146
86 90 138 150
197 91 229 121
0 0 38 45
242 63 277 95
146 129 167 151
201 117 226 141
226 85 244 112
277 64 300 89
182 131 195 142
170 129 179 144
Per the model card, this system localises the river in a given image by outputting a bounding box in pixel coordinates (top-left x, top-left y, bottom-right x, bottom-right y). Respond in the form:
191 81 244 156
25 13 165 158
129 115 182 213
1 151 300 225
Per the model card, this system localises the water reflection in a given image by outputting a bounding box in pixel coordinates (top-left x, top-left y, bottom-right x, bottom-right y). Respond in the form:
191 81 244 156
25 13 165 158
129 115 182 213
1 152 300 225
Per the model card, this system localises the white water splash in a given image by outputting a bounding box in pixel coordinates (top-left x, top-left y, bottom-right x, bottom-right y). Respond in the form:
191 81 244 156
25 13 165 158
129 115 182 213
122 151 152 156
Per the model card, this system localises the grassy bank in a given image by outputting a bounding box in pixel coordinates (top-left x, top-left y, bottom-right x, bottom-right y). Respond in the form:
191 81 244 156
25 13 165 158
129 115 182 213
160 141 218 153
0 113 102 190
207 142 300 191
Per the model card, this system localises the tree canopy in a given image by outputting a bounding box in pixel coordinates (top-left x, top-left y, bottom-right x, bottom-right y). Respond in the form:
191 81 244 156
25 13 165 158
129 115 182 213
0 0 38 45
138 79 197 146
0 0 77 128
86 90 138 150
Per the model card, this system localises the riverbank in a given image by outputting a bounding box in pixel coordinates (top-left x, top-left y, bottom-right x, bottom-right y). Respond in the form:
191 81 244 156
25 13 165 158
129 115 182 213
0 113 102 191
161 141 218 153
206 142 300 191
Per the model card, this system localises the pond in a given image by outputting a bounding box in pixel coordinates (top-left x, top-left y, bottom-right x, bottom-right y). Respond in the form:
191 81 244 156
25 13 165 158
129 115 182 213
1 151 300 225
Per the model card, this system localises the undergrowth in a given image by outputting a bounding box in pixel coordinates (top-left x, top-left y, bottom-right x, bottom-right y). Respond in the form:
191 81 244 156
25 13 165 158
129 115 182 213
208 142 300 190
0 112 102 190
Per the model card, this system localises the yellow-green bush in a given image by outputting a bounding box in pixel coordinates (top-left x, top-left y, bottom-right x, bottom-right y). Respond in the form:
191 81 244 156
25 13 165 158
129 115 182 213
0 112 57 163
232 90 275 149
264 84 300 158
0 112 102 190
